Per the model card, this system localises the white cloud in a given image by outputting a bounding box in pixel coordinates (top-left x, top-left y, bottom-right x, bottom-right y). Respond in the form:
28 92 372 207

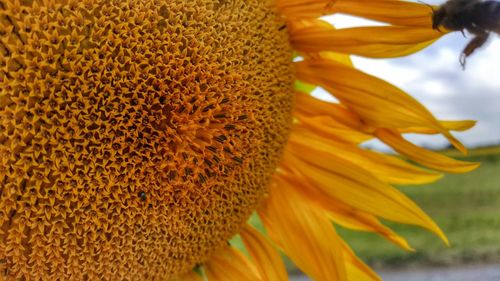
468 40 500 89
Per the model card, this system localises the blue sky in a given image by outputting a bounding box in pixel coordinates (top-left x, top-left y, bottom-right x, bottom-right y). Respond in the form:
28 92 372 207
314 10 500 150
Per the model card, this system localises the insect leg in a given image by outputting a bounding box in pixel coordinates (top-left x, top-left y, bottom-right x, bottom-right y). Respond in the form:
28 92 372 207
460 32 490 68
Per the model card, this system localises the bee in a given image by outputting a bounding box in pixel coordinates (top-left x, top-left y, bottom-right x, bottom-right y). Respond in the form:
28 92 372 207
432 0 500 68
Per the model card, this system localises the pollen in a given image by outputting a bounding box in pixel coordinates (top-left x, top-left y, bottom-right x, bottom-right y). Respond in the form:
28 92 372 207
0 0 294 279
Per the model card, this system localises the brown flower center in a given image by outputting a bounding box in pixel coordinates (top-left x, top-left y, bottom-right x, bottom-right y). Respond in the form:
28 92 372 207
0 0 294 279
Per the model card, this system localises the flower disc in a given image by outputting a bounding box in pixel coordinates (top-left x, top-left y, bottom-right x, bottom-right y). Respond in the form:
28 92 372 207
0 0 294 279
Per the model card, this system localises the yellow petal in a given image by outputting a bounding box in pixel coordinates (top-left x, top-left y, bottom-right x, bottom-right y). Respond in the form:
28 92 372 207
290 20 364 68
400 120 477 134
331 0 435 27
304 51 354 67
275 173 413 251
440 120 477 131
290 20 440 58
294 91 363 130
291 129 442 185
240 225 288 281
276 0 434 27
341 241 382 281
295 115 372 144
295 59 467 154
376 129 480 173
204 246 262 281
259 181 347 281
283 144 448 244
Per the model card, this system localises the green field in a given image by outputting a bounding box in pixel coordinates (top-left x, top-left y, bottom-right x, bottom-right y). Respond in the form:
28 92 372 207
339 147 500 268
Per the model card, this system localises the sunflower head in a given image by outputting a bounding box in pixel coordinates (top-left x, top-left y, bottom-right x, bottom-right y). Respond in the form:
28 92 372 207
1 0 293 279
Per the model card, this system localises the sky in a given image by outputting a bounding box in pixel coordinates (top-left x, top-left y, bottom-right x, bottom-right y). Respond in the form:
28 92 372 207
313 8 500 151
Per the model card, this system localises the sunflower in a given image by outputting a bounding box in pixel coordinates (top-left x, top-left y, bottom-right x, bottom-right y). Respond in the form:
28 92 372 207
0 0 478 280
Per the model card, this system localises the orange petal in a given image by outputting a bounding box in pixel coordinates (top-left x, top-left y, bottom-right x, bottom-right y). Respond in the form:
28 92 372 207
440 120 477 131
295 59 467 154
341 241 382 281
291 129 442 185
204 246 262 281
241 225 288 281
376 129 480 173
295 115 372 144
259 181 347 281
294 91 363 130
276 0 434 27
400 120 477 134
275 173 413 251
331 0 435 27
283 144 448 244
304 51 355 67
290 20 440 58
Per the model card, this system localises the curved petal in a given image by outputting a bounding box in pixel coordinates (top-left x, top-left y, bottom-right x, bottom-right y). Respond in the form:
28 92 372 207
341 241 381 281
290 20 441 58
259 181 347 281
283 143 448 244
331 0 435 27
376 129 480 173
275 173 413 251
295 115 372 144
399 120 477 134
295 58 467 154
276 0 434 27
241 225 288 281
204 246 262 281
291 129 442 185
294 91 363 130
